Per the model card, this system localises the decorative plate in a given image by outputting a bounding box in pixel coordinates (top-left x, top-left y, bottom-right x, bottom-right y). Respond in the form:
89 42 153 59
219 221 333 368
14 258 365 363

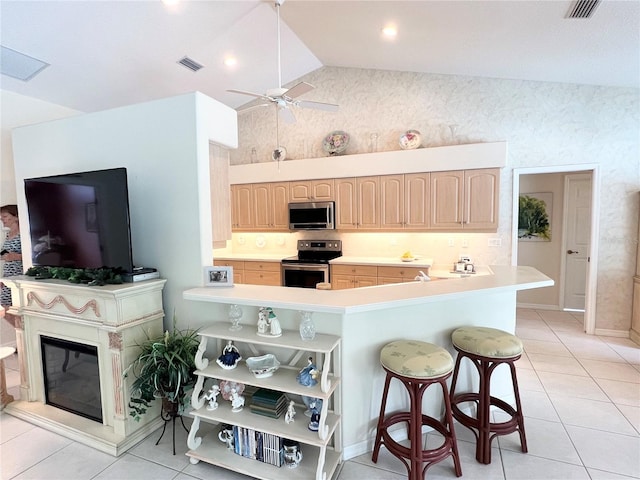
322 131 350 156
399 130 422 150
271 146 287 162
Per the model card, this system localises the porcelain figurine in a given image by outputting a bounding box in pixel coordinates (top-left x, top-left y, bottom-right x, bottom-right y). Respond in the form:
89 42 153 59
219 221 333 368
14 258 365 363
204 384 220 411
296 356 319 387
230 388 245 413
268 307 282 337
257 307 269 335
308 400 320 431
285 400 296 424
216 340 242 370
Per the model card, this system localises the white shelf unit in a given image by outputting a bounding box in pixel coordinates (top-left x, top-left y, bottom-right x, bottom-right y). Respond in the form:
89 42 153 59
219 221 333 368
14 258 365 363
186 322 342 480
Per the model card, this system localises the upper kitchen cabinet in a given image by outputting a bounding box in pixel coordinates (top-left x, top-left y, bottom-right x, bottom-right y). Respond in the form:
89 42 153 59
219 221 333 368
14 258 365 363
231 182 289 231
252 182 290 231
379 173 431 230
336 177 380 229
289 179 335 202
430 168 499 231
230 184 253 230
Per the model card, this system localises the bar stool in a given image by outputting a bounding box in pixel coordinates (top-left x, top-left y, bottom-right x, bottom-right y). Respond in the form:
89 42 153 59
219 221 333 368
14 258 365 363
449 326 527 464
372 340 462 480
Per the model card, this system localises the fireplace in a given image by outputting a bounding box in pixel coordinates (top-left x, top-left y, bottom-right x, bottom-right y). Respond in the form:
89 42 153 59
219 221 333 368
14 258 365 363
3 277 167 455
41 336 102 422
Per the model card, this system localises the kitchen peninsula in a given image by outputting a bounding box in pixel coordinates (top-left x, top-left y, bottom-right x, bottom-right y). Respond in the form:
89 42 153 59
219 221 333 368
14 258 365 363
184 265 552 460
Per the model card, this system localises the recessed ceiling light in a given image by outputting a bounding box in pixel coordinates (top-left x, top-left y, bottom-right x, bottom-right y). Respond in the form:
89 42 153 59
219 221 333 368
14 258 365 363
224 57 237 67
382 25 397 38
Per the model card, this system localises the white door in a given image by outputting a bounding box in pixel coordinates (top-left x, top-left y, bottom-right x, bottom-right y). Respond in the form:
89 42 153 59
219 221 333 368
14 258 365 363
562 174 592 311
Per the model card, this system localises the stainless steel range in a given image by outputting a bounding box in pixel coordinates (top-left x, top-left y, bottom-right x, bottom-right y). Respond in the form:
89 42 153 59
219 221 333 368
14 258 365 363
281 240 342 288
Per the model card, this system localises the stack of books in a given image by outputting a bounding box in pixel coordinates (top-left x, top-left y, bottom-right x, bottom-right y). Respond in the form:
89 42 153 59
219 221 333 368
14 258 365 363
232 426 284 467
250 388 288 419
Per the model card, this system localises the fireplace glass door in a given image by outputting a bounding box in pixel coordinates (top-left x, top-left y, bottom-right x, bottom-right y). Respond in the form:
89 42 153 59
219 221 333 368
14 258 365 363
40 335 102 422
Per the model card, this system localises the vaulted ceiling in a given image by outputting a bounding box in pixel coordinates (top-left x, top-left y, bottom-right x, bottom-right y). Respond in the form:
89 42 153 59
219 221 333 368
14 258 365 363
1 0 638 114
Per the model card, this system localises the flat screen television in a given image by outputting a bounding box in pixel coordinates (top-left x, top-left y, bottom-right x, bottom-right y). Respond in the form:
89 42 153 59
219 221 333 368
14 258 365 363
24 167 134 273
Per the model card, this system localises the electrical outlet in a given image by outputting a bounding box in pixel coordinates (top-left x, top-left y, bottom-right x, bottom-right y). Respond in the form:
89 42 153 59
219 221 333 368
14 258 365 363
462 238 468 248
488 238 502 247
448 238 455 247
238 235 246 245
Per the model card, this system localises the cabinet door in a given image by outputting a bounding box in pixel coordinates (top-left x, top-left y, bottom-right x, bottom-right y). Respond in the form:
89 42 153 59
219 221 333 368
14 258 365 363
405 173 430 229
430 171 464 229
270 182 290 230
231 184 253 230
251 183 271 230
209 145 231 246
464 168 499 230
311 179 334 201
380 175 404 229
289 181 312 202
331 274 354 290
355 275 378 288
357 176 380 229
335 178 358 230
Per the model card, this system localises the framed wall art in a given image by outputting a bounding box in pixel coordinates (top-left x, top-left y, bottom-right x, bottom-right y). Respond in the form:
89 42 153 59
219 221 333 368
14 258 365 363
518 192 552 242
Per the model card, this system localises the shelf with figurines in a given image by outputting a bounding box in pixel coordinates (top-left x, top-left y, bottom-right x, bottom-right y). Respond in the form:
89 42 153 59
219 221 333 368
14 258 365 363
186 305 342 480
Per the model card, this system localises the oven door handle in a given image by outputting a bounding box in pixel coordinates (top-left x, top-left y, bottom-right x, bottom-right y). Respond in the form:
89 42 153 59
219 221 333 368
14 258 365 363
282 264 329 272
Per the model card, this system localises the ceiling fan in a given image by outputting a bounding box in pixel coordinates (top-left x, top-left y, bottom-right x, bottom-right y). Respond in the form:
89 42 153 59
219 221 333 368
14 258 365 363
227 0 339 124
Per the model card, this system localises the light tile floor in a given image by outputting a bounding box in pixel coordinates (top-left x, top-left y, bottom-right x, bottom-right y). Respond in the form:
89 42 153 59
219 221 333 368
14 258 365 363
1 309 639 479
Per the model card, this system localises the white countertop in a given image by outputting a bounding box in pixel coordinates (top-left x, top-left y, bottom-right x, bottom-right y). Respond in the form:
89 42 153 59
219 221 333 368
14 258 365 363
331 256 434 268
184 265 553 314
213 253 294 262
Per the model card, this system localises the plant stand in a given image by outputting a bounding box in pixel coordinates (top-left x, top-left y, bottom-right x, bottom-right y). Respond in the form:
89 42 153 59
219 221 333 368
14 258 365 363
156 398 189 455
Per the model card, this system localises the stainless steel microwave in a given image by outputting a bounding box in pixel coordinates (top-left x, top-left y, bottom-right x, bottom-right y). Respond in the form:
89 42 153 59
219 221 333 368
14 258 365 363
288 201 335 230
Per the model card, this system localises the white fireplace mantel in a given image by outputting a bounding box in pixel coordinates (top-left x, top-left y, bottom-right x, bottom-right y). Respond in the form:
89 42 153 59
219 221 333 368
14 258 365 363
3 276 167 456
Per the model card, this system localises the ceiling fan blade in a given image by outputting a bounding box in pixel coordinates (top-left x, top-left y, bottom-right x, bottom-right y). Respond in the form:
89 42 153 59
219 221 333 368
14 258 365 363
297 100 339 112
278 106 296 124
227 89 272 102
236 102 271 113
283 82 315 99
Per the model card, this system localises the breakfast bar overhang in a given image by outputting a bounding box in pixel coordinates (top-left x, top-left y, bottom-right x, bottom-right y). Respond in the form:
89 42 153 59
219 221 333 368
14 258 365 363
183 265 553 459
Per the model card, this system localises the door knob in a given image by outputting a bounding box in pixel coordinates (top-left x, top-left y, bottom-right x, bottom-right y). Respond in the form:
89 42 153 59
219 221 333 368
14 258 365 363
567 250 579 254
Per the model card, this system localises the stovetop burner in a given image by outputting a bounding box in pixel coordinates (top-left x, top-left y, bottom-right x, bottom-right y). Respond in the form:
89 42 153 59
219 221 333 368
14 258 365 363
281 240 342 264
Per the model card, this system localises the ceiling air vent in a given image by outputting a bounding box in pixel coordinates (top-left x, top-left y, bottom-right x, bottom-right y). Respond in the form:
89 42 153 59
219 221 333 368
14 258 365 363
177 56 204 72
566 0 600 18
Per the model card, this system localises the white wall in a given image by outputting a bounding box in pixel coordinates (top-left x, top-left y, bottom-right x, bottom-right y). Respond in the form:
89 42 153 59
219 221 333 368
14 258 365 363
231 66 640 333
10 92 237 328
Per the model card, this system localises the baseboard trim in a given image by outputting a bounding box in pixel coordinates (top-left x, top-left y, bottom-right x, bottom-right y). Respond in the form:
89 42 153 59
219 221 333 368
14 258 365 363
630 329 640 346
516 303 558 311
594 328 629 338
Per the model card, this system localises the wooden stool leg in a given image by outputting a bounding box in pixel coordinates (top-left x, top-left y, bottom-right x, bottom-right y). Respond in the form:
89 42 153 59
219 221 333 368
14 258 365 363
408 380 424 480
476 359 492 464
509 361 528 453
441 379 462 477
372 372 392 463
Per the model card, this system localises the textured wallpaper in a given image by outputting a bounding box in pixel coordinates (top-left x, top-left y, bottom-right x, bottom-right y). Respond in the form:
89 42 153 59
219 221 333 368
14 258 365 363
230 66 640 333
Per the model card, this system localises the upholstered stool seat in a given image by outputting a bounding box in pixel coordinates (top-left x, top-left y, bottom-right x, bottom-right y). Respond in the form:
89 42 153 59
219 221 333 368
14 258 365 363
449 326 527 464
372 340 462 480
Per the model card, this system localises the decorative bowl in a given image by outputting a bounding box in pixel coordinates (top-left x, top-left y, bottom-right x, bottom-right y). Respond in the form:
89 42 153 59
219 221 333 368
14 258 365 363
322 130 350 156
401 257 415 262
246 354 281 378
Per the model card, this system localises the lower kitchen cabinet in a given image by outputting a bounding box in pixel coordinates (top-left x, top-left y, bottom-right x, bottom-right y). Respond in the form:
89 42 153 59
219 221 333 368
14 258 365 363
213 260 281 286
186 322 342 480
377 265 425 285
331 264 378 289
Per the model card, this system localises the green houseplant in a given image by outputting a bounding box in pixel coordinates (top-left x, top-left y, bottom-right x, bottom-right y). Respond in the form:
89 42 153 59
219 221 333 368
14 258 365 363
124 319 200 422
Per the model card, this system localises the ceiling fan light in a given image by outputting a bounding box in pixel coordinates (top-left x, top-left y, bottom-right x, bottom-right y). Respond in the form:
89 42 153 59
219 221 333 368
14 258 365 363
223 57 237 67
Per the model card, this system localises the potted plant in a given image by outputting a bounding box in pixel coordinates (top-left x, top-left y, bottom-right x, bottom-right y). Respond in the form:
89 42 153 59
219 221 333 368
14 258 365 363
124 319 200 422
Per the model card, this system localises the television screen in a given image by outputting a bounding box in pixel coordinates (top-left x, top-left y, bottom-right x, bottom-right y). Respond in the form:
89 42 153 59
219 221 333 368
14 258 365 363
24 167 134 272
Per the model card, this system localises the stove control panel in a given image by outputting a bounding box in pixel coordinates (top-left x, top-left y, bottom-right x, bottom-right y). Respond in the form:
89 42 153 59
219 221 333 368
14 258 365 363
297 240 342 252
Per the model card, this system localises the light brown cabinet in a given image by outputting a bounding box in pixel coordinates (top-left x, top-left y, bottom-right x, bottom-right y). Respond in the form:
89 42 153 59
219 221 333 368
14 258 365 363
213 259 245 284
335 177 380 229
430 168 499 231
243 260 282 286
331 264 378 289
231 182 289 231
289 179 334 202
377 265 425 285
379 173 431 230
